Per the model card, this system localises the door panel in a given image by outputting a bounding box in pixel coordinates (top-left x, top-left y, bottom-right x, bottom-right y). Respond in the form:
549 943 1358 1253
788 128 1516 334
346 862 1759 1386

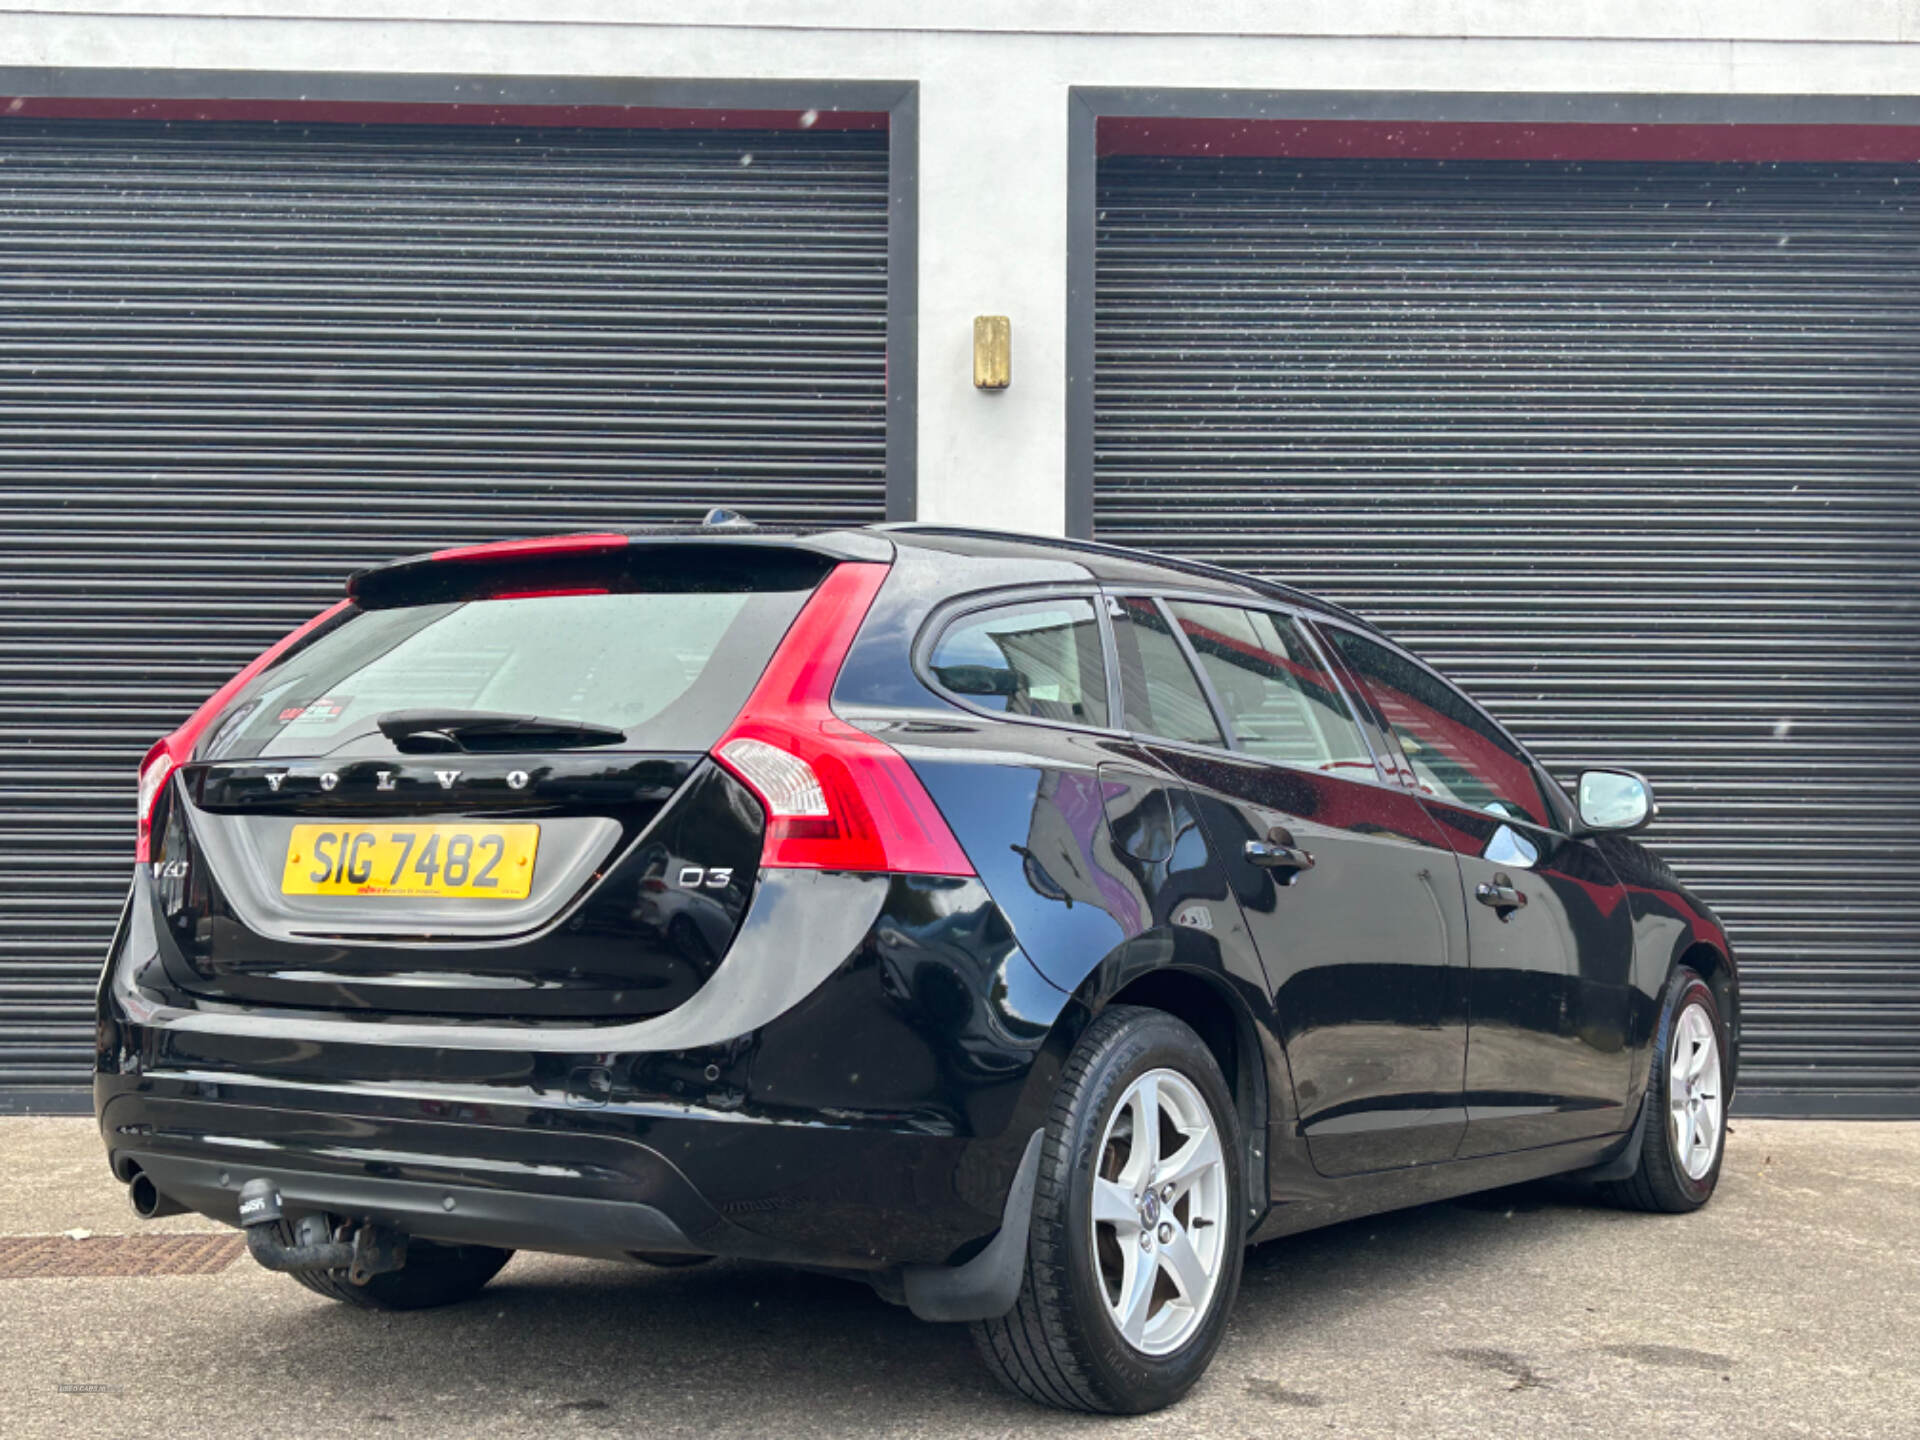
1112 595 1471 1175
1320 624 1637 1151
1421 804 1637 1150
1147 747 1470 1174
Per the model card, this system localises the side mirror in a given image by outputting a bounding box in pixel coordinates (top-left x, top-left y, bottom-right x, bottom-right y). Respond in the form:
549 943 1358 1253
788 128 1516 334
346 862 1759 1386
1574 769 1654 834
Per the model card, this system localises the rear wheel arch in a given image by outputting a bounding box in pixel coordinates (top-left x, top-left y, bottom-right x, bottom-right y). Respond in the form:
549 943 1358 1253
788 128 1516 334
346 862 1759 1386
1015 935 1287 1220
1101 969 1265 1145
1038 963 1276 1229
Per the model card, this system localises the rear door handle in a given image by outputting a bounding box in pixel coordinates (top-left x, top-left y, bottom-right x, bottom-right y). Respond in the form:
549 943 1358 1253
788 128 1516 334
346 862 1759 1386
1245 838 1315 875
1475 874 1527 919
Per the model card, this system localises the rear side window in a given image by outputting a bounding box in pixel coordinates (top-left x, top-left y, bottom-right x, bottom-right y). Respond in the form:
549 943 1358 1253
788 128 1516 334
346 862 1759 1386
1164 602 1373 774
1112 598 1224 747
1323 627 1553 827
928 598 1109 726
197 583 819 762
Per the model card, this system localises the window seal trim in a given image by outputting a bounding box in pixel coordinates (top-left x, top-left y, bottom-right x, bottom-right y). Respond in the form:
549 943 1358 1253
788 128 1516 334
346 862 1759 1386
911 583 1126 738
1150 593 1240 750
1282 607 1396 787
1113 587 1399 787
1189 593 1394 787
1311 616 1569 837
1103 590 1234 751
1134 729 1423 797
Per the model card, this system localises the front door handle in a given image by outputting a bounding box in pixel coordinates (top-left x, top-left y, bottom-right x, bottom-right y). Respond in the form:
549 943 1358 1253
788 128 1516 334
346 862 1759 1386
1475 873 1527 919
1245 838 1315 876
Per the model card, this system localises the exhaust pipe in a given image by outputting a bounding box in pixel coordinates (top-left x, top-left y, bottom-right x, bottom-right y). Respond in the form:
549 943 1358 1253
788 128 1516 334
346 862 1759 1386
127 1170 188 1221
236 1177 406 1285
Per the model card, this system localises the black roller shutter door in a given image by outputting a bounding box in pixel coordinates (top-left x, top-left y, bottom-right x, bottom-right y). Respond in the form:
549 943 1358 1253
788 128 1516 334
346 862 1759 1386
0 117 891 1105
1095 156 1920 1116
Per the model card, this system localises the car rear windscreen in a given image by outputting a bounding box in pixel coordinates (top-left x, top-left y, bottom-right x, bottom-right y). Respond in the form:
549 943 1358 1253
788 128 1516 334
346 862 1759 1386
195 572 824 763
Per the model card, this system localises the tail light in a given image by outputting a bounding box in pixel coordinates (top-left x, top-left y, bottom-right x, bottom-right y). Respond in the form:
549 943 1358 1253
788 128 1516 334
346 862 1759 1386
714 563 973 876
135 740 177 864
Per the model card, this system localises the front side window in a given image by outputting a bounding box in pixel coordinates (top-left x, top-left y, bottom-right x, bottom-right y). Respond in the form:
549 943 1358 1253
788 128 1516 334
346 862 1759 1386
1111 598 1224 747
928 597 1109 727
1165 602 1374 775
1323 627 1553 827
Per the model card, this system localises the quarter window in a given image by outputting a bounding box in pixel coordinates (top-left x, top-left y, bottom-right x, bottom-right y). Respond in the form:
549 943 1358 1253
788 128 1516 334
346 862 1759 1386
928 597 1109 727
1111 598 1225 747
1165 602 1374 775
1323 627 1553 827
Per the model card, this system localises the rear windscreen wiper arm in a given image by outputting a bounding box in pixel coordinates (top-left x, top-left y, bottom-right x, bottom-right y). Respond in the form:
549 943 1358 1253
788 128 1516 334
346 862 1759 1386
374 709 626 753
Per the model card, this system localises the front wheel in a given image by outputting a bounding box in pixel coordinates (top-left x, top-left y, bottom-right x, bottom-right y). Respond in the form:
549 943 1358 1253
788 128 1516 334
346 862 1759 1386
1601 965 1729 1213
972 1005 1245 1414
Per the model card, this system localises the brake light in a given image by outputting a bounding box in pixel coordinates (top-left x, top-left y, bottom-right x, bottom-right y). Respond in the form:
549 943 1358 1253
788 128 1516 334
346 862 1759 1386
486 586 611 600
135 740 177 864
429 533 627 564
713 563 973 876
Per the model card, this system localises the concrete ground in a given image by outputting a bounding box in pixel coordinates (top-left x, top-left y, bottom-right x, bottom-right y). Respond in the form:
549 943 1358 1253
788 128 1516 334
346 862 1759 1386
1 1117 1914 1439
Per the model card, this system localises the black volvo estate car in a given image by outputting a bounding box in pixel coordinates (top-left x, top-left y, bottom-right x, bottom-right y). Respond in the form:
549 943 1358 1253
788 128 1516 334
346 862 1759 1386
98 522 1738 1414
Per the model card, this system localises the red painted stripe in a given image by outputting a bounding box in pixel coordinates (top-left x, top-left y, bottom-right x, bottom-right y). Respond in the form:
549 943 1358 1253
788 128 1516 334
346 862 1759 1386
0 95 887 131
1097 116 1920 164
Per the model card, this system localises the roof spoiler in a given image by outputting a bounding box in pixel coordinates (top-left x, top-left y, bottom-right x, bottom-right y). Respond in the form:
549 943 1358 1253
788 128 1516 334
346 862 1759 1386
346 525 892 609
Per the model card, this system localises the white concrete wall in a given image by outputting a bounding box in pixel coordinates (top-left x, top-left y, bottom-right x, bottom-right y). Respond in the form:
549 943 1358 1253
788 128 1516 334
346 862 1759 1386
3 2 1916 535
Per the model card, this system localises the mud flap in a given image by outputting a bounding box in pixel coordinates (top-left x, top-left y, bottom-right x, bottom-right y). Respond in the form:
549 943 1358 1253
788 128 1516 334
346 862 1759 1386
900 1129 1045 1324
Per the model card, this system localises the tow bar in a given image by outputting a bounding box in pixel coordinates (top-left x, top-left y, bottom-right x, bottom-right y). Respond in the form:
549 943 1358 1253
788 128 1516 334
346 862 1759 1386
236 1177 408 1286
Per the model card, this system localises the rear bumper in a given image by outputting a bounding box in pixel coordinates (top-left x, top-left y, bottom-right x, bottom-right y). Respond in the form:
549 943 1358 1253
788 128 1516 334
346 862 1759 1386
102 1088 1048 1320
96 869 1072 1272
99 1085 950 1267
117 1143 711 1264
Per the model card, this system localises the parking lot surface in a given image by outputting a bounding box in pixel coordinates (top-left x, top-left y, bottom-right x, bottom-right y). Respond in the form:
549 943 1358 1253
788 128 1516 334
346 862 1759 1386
1 1116 1914 1438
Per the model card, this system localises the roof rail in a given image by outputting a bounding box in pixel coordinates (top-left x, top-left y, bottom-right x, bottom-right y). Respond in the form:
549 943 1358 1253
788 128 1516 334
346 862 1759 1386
879 524 1382 635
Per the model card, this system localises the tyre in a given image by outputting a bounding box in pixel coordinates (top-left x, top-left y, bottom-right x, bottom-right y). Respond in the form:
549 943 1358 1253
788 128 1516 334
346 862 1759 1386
1601 965 1728 1213
290 1237 513 1311
972 1005 1245 1414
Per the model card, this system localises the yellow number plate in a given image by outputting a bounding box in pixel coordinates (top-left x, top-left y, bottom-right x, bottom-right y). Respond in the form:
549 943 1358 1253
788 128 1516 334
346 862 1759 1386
280 823 539 900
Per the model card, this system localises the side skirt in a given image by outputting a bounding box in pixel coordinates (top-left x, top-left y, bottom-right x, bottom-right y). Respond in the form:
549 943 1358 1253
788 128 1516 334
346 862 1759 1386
1249 1127 1628 1245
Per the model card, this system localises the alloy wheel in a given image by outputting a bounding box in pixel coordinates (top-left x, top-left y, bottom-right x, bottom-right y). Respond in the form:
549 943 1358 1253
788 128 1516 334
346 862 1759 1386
1668 1001 1723 1181
1089 1068 1229 1356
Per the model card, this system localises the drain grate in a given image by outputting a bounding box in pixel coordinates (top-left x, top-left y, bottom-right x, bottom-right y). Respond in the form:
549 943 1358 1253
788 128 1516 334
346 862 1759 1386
0 1233 244 1278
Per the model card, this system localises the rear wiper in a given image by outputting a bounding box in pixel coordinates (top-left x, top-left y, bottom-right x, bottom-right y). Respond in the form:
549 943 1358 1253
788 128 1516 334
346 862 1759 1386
374 709 626 753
